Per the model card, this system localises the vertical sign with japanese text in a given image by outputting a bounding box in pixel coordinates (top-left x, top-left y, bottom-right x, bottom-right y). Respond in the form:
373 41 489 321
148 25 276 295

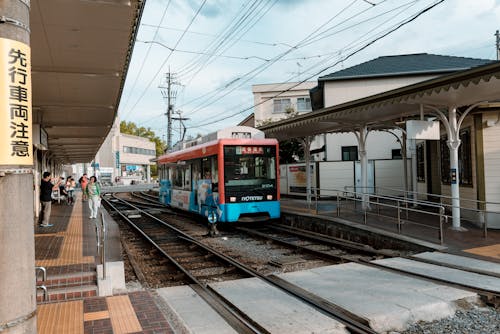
0 38 32 165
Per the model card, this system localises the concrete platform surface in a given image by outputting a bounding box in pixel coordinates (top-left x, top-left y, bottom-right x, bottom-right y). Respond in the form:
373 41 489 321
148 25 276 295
158 280 348 334
157 286 238 334
210 278 348 334
414 251 500 274
372 257 500 293
279 263 477 333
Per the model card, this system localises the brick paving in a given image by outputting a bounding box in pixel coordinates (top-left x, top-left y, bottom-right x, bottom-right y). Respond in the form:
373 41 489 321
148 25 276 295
129 291 174 333
35 235 64 260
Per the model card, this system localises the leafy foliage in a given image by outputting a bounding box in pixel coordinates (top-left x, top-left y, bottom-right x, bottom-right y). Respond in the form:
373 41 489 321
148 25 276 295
256 107 304 164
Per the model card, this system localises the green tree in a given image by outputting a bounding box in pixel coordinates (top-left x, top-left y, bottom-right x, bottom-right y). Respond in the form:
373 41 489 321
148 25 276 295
256 107 304 164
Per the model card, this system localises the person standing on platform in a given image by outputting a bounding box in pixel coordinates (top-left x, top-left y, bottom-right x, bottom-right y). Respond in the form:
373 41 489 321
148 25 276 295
79 173 89 201
67 177 76 205
85 176 101 219
39 171 61 227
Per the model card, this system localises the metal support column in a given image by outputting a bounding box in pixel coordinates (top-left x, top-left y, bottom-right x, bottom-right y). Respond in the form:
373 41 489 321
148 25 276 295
356 126 370 210
303 136 312 206
447 107 463 230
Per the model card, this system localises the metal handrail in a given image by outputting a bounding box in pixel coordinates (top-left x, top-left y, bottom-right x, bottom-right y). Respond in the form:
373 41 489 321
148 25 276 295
344 185 498 237
35 266 47 282
37 285 48 302
344 185 500 209
100 211 106 280
311 187 447 244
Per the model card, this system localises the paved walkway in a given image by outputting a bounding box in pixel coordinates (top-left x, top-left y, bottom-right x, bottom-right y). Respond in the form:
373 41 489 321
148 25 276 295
34 193 173 333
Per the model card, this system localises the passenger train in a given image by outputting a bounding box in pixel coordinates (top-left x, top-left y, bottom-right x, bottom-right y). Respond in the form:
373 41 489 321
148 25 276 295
157 126 280 225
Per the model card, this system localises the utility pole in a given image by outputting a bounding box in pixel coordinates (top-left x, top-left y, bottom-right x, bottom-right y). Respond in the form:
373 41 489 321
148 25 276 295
495 30 500 60
159 71 181 152
0 1 37 333
172 110 189 145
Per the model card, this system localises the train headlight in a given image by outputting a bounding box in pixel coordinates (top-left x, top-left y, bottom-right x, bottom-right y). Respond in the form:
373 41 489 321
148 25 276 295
230 197 236 202
267 195 273 200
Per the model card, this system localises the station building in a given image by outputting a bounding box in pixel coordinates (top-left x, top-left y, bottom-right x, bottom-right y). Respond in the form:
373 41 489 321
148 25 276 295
259 54 500 230
93 119 156 185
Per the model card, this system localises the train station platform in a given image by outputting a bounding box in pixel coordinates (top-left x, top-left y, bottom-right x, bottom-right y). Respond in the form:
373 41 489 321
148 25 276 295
33 192 500 333
34 193 173 334
280 197 500 263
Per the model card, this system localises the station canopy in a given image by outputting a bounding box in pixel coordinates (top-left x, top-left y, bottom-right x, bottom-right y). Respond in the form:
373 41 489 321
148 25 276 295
259 61 500 140
31 0 144 163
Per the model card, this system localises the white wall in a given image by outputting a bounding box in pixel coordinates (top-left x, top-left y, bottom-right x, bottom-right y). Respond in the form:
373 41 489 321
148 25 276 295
319 161 354 196
325 131 402 161
482 114 500 214
120 134 156 165
374 160 406 195
323 75 438 107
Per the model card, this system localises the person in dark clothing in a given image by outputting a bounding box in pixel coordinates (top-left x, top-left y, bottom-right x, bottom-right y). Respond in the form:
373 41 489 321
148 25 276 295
39 171 61 227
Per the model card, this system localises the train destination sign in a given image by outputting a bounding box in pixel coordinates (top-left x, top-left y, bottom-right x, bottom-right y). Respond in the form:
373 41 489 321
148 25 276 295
0 38 32 165
237 146 264 155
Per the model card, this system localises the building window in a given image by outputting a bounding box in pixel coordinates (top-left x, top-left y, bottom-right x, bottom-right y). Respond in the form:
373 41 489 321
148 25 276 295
273 98 291 113
440 128 472 186
341 146 358 161
296 97 311 112
392 149 402 159
459 128 473 186
416 143 425 182
123 146 156 156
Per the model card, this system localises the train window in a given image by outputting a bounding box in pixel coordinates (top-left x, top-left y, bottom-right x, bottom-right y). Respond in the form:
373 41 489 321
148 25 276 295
184 166 191 190
223 145 276 187
172 167 183 188
192 161 200 187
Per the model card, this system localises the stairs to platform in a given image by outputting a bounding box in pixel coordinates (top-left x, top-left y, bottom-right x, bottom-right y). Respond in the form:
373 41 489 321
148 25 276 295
36 271 98 303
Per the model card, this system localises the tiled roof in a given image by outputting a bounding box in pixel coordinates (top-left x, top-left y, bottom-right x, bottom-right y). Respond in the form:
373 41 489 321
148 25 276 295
319 53 495 81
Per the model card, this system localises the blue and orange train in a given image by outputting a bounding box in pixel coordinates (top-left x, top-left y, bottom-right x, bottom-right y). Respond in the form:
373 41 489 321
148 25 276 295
157 126 280 224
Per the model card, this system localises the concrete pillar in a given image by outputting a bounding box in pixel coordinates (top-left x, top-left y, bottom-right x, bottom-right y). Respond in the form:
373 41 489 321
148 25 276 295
146 164 151 183
447 107 463 230
0 1 37 333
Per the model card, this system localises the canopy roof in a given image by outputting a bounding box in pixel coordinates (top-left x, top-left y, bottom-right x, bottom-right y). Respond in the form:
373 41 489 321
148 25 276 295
260 61 500 140
31 0 144 163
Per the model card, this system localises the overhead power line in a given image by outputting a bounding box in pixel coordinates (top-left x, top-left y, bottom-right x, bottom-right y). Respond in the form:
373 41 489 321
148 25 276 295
187 0 445 129
120 0 208 121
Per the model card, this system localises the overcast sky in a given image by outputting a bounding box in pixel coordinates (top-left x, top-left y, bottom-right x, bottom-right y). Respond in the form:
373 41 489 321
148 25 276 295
118 0 500 143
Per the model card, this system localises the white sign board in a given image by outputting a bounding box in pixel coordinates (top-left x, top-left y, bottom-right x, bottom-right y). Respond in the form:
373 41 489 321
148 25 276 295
406 120 440 140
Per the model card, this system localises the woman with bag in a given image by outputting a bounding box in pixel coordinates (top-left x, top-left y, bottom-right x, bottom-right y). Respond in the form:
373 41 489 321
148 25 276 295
85 176 101 219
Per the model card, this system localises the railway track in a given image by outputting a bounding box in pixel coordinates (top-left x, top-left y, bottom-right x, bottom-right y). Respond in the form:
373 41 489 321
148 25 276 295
104 192 500 333
103 194 378 334
121 191 500 305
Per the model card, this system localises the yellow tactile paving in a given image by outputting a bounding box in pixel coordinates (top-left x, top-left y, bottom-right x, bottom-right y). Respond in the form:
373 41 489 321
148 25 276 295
83 310 110 321
37 300 84 334
464 244 500 260
106 295 142 334
35 198 94 267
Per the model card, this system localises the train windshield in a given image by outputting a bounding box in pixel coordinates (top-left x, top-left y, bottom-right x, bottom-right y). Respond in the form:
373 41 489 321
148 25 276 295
224 145 276 188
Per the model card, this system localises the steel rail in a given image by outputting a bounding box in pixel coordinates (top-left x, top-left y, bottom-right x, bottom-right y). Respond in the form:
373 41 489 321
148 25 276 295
236 225 500 305
107 194 377 334
271 224 500 280
103 196 267 334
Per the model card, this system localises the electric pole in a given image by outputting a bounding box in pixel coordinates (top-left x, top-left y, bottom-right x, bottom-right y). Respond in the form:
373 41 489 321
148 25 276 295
172 110 189 145
159 71 181 152
495 30 500 60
